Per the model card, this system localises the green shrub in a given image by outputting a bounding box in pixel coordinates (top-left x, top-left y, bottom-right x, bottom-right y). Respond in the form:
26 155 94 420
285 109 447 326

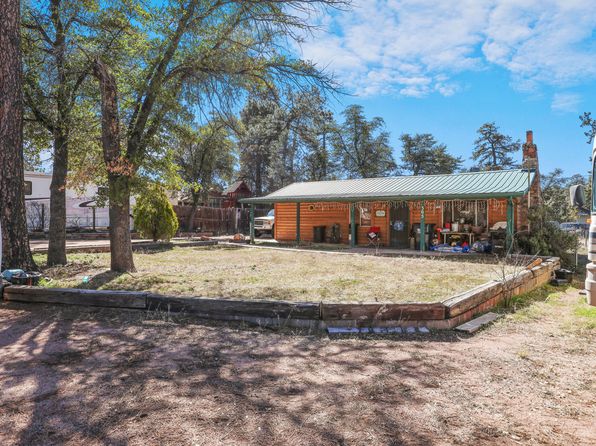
515 206 577 266
133 185 179 242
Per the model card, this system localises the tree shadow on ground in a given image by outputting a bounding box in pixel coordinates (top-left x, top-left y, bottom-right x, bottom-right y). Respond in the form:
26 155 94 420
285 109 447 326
72 270 124 290
132 243 175 254
0 302 490 445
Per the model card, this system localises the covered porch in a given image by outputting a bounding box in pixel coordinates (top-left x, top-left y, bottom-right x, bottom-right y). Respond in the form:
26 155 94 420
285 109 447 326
241 169 536 254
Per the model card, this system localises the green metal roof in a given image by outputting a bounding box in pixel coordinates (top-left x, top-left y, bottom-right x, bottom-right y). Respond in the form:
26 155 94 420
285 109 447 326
241 169 536 204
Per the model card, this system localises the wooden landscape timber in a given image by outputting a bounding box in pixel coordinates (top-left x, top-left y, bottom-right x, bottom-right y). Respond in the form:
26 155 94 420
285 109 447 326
30 239 218 254
4 286 147 309
146 294 320 321
1 257 560 330
320 302 446 322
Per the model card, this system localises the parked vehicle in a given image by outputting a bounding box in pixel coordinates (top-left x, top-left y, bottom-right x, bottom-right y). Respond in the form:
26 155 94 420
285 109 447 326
254 209 274 237
560 222 589 232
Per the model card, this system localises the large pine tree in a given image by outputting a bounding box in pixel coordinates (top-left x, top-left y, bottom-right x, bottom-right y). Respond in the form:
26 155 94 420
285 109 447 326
332 105 397 179
471 122 520 170
400 133 462 175
0 0 36 269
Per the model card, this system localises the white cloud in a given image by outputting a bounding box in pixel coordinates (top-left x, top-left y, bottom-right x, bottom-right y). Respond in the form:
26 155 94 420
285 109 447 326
297 0 596 98
551 92 582 113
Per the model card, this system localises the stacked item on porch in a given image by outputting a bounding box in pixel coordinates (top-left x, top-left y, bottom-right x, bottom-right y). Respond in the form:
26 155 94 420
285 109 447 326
431 230 469 253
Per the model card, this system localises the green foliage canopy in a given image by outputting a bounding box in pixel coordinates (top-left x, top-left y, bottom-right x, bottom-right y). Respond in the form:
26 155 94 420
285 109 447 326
400 133 462 175
332 105 397 179
174 119 236 205
541 168 589 223
471 122 520 170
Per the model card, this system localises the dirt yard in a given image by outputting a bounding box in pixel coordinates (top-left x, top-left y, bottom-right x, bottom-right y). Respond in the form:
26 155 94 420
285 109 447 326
0 286 594 446
34 246 508 303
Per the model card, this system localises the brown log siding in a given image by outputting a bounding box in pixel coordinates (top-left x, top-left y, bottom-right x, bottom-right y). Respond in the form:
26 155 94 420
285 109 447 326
275 196 527 245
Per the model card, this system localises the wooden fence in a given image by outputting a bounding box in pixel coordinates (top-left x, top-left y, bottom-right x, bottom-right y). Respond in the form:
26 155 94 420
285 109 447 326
173 206 268 235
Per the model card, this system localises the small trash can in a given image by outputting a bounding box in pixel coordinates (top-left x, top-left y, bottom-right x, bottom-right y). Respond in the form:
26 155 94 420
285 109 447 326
313 225 326 243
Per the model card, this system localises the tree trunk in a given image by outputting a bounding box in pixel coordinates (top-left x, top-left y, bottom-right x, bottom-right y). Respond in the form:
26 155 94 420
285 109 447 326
186 192 199 232
93 58 135 272
0 0 36 270
108 174 135 271
47 133 68 265
47 0 69 266
255 157 263 196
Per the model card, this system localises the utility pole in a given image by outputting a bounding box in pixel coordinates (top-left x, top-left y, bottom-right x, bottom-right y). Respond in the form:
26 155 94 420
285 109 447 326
585 138 596 306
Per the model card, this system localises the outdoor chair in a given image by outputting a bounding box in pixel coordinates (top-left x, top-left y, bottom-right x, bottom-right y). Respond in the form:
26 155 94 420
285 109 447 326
367 226 381 248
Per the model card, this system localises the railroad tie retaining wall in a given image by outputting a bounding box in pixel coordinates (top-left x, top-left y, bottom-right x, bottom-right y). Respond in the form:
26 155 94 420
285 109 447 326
30 240 219 254
3 286 147 309
1 257 560 330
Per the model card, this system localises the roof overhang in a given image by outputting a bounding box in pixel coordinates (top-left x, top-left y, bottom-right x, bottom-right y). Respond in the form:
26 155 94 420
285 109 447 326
240 169 535 205
241 191 528 205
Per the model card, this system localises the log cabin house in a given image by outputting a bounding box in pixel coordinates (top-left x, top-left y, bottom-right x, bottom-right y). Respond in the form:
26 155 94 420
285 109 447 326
242 131 541 252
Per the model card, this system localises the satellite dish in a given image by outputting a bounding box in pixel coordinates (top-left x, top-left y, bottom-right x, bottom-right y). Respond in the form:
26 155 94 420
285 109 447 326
570 184 588 213
79 200 97 208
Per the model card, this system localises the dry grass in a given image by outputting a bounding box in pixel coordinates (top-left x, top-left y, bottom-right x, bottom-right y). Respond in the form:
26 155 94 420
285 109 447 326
35 246 507 303
0 288 594 445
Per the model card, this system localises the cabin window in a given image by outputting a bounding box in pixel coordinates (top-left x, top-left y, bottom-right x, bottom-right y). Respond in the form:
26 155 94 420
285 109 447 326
442 200 488 229
24 181 32 196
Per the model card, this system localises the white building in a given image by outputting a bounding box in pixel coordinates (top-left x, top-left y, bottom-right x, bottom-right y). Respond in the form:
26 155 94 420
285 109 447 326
24 171 135 231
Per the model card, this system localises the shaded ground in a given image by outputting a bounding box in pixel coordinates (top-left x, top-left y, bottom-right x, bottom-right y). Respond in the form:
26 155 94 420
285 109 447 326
0 286 594 445
34 246 509 303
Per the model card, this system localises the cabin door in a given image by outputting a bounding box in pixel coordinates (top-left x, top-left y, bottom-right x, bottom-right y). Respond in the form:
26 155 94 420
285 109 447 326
390 205 409 248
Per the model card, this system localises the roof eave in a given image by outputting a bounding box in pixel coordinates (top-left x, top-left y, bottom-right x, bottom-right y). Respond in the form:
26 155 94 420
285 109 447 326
240 191 528 204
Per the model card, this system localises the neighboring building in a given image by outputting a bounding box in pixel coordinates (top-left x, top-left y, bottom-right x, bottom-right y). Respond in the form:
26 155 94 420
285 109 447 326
222 180 252 208
173 182 252 208
242 131 541 251
23 171 135 231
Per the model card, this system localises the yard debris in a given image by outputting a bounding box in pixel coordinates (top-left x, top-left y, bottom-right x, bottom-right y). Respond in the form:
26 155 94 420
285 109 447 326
232 233 246 242
526 258 543 270
550 278 569 286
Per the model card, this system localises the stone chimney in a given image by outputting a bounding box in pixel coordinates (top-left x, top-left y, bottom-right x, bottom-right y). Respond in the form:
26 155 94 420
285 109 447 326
522 130 538 170
519 130 541 231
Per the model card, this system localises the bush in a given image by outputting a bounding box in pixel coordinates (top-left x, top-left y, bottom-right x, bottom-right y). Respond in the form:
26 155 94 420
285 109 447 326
133 185 179 242
515 206 577 266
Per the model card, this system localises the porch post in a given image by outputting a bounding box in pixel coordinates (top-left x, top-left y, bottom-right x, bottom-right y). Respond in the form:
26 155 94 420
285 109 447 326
350 203 356 248
506 197 514 252
420 200 426 251
249 204 255 244
296 202 301 244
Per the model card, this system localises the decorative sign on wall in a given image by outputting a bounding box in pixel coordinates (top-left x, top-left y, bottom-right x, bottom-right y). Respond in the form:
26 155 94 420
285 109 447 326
375 210 386 217
360 206 372 226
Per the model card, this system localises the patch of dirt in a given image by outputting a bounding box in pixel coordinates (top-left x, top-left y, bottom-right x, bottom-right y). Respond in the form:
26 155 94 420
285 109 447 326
0 289 594 446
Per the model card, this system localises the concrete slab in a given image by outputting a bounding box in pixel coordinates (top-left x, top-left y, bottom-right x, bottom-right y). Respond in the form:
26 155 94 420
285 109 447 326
455 312 502 334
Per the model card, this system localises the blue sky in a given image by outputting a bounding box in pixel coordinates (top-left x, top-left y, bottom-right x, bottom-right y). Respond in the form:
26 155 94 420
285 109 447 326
295 0 596 176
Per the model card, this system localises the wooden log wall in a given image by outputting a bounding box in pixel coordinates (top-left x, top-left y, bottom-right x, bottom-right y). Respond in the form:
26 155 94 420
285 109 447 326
275 197 527 245
275 202 351 244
